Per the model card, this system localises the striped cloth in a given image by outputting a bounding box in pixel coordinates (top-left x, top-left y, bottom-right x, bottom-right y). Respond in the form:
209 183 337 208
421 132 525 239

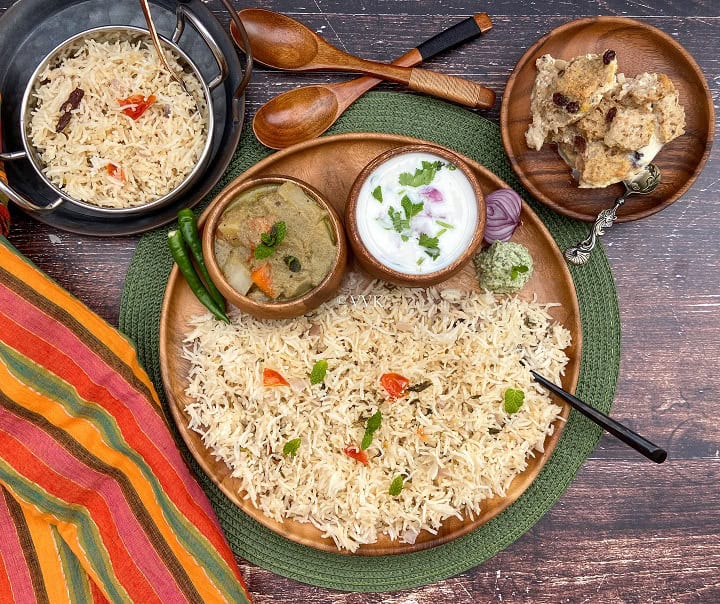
0 235 253 603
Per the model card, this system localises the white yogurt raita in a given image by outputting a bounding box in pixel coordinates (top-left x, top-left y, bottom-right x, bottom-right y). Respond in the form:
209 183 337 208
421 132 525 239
356 152 478 274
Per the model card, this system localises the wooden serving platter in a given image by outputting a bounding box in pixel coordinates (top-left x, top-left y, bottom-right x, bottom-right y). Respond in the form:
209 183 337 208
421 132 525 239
501 16 714 223
159 133 582 555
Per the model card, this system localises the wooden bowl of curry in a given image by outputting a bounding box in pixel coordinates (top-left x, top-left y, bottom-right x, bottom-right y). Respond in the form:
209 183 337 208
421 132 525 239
202 175 347 319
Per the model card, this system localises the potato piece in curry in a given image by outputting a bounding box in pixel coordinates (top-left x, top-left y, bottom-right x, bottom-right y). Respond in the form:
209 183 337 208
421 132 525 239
214 182 338 301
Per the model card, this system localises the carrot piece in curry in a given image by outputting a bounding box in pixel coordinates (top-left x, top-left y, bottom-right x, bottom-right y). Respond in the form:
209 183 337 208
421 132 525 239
251 262 275 298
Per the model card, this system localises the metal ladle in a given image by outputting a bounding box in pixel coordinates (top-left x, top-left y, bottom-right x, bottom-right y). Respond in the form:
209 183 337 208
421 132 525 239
565 164 661 266
138 0 194 97
138 0 253 123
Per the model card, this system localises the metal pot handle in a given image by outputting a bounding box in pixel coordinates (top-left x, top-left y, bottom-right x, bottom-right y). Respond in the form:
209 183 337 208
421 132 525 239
0 151 64 213
173 0 253 124
215 0 253 103
172 4 229 92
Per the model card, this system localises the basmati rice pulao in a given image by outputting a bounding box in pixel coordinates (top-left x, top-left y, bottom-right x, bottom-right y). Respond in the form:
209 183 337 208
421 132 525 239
29 36 207 208
183 278 571 552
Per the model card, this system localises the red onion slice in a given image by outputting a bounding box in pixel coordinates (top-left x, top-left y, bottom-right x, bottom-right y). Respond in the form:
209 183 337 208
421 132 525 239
421 186 444 202
484 189 522 243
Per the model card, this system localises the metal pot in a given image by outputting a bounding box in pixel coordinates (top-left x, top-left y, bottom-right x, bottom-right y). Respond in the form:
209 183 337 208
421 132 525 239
0 4 231 215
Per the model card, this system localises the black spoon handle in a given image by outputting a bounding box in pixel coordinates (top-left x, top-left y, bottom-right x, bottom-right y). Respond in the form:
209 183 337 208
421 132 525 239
416 13 493 61
531 371 667 464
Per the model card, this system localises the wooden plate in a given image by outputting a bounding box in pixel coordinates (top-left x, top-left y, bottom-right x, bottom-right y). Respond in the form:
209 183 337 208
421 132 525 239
159 133 582 555
501 16 714 223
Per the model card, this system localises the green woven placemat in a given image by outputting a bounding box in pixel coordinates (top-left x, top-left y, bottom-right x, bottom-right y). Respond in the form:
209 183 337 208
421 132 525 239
119 92 619 592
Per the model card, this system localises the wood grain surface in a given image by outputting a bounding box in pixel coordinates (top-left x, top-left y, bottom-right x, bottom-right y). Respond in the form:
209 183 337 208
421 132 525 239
2 0 719 602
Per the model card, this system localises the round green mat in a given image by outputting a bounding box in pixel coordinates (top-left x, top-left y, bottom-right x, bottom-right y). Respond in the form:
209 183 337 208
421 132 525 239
119 92 620 592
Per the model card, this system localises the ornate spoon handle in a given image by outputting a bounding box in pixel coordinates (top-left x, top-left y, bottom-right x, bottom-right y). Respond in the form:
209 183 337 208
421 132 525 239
564 164 661 266
564 197 626 265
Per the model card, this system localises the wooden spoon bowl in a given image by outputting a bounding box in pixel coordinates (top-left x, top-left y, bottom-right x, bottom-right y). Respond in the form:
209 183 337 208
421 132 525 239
253 85 340 150
501 16 714 222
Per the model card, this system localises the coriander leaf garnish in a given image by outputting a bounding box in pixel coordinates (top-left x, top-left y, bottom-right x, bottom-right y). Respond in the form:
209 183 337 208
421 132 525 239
283 438 301 456
360 410 382 450
388 206 409 233
436 220 455 229
372 185 383 202
310 359 328 385
418 233 438 248
389 475 404 496
510 264 529 280
504 388 525 414
360 431 373 451
401 195 424 221
261 221 286 246
254 243 274 259
366 410 382 432
275 221 287 243
398 160 445 187
284 255 302 272
254 221 287 259
418 233 440 260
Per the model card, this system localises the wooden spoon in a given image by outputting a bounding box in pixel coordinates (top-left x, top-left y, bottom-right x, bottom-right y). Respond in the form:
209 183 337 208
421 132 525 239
252 14 493 149
231 9 495 110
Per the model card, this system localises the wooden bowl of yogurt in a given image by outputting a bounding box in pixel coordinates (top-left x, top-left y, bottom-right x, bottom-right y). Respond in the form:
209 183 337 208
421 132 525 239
346 144 485 286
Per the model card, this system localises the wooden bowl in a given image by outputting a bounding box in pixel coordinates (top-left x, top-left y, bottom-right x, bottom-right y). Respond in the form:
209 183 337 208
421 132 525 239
345 144 486 286
501 16 714 222
202 175 347 319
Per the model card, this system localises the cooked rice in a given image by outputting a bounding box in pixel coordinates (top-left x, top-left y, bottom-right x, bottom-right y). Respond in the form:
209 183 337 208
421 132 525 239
183 277 572 552
29 36 207 208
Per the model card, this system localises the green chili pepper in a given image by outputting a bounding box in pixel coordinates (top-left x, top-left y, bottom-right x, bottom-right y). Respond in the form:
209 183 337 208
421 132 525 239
167 229 229 323
177 209 225 307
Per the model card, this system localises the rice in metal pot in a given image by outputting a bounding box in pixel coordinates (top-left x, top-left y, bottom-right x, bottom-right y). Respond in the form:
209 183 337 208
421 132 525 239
29 36 207 208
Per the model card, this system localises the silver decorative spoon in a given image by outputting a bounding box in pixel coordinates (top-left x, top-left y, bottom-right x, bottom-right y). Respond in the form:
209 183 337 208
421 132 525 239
565 164 661 266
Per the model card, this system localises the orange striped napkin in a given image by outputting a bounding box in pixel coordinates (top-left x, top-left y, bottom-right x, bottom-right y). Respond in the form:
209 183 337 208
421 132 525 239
0 235 252 603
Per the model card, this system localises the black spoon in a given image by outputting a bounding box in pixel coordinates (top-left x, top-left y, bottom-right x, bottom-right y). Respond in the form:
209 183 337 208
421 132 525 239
531 371 667 464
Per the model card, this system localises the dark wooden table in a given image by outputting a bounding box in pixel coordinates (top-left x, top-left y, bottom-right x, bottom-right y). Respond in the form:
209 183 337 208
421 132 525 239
2 0 719 602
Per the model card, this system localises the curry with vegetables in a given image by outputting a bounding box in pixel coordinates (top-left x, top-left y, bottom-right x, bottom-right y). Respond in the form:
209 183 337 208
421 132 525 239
214 181 338 301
